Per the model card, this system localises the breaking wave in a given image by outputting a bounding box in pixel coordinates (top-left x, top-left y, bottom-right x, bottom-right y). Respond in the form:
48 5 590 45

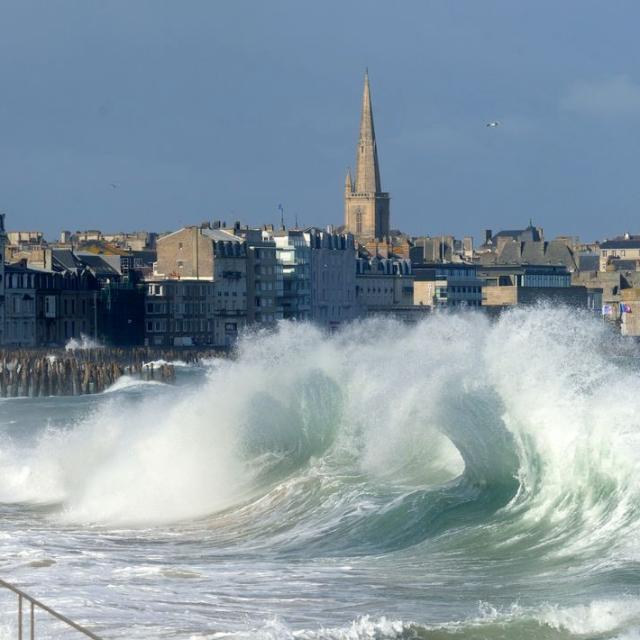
3 309 640 539
2 307 640 622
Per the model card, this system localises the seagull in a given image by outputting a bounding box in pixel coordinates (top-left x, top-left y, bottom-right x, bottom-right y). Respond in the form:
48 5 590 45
486 121 500 128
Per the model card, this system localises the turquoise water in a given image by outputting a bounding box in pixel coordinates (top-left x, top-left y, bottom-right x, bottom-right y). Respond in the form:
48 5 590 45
0 308 639 639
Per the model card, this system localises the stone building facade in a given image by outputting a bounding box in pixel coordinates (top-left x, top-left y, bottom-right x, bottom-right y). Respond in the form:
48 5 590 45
148 225 248 347
232 228 283 325
413 263 483 308
599 235 640 271
145 279 245 347
479 264 599 311
356 257 413 314
306 229 357 329
344 72 390 240
3 263 97 347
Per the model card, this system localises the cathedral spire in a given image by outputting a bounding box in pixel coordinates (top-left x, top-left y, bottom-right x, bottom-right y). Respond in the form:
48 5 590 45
344 71 390 240
355 70 382 193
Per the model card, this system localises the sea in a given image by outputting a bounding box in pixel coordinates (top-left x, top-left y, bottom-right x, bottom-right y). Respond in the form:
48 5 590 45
1 307 639 639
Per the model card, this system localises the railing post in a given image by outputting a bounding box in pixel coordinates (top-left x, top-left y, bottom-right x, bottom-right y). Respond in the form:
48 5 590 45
0 578 102 639
18 594 22 640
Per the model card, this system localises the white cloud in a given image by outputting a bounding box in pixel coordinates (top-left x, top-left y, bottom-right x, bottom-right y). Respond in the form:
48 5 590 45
561 75 640 117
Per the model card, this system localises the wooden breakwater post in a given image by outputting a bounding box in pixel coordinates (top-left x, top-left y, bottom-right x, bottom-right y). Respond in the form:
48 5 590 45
0 346 227 399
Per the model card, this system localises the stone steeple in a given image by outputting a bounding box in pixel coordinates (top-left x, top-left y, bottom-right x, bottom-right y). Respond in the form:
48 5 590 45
344 71 390 240
354 70 382 193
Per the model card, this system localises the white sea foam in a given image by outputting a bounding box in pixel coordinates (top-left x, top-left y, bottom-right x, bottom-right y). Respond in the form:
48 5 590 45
228 599 640 640
1 306 639 561
65 333 104 350
142 359 190 368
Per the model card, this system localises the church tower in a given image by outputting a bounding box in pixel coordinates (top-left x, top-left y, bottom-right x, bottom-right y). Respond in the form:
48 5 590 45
344 71 390 239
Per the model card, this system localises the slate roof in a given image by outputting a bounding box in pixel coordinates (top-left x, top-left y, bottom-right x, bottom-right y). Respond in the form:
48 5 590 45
600 239 640 249
609 259 640 271
578 254 599 271
52 249 82 272
478 239 578 271
200 228 244 243
491 226 542 243
76 254 121 277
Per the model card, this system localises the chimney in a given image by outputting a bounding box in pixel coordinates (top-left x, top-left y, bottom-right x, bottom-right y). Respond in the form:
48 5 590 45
485 229 492 244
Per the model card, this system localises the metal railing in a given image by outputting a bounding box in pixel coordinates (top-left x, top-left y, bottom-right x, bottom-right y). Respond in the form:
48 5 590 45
0 578 103 639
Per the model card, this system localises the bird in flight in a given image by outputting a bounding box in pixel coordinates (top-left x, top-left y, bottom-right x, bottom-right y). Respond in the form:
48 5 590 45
486 121 500 128
109 183 118 189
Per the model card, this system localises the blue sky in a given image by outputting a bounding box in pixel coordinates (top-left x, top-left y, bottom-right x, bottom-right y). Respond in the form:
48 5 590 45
2 0 640 242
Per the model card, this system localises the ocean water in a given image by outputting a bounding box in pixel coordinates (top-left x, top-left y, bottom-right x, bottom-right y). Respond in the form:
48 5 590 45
1 307 640 639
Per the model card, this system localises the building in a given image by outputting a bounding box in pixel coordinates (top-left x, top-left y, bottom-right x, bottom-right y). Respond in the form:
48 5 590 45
101 231 157 251
356 256 413 313
573 269 640 307
476 226 579 272
72 230 103 244
147 225 248 347
118 250 156 281
363 236 412 260
599 234 640 271
232 227 283 325
619 287 640 336
411 236 474 263
272 230 311 321
344 71 390 240
145 279 236 347
3 263 98 346
413 263 483 308
98 283 146 346
306 229 357 329
6 230 44 248
3 263 36 346
479 264 599 311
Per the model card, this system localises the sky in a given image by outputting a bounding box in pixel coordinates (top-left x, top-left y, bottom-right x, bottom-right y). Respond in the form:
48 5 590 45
1 0 640 243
